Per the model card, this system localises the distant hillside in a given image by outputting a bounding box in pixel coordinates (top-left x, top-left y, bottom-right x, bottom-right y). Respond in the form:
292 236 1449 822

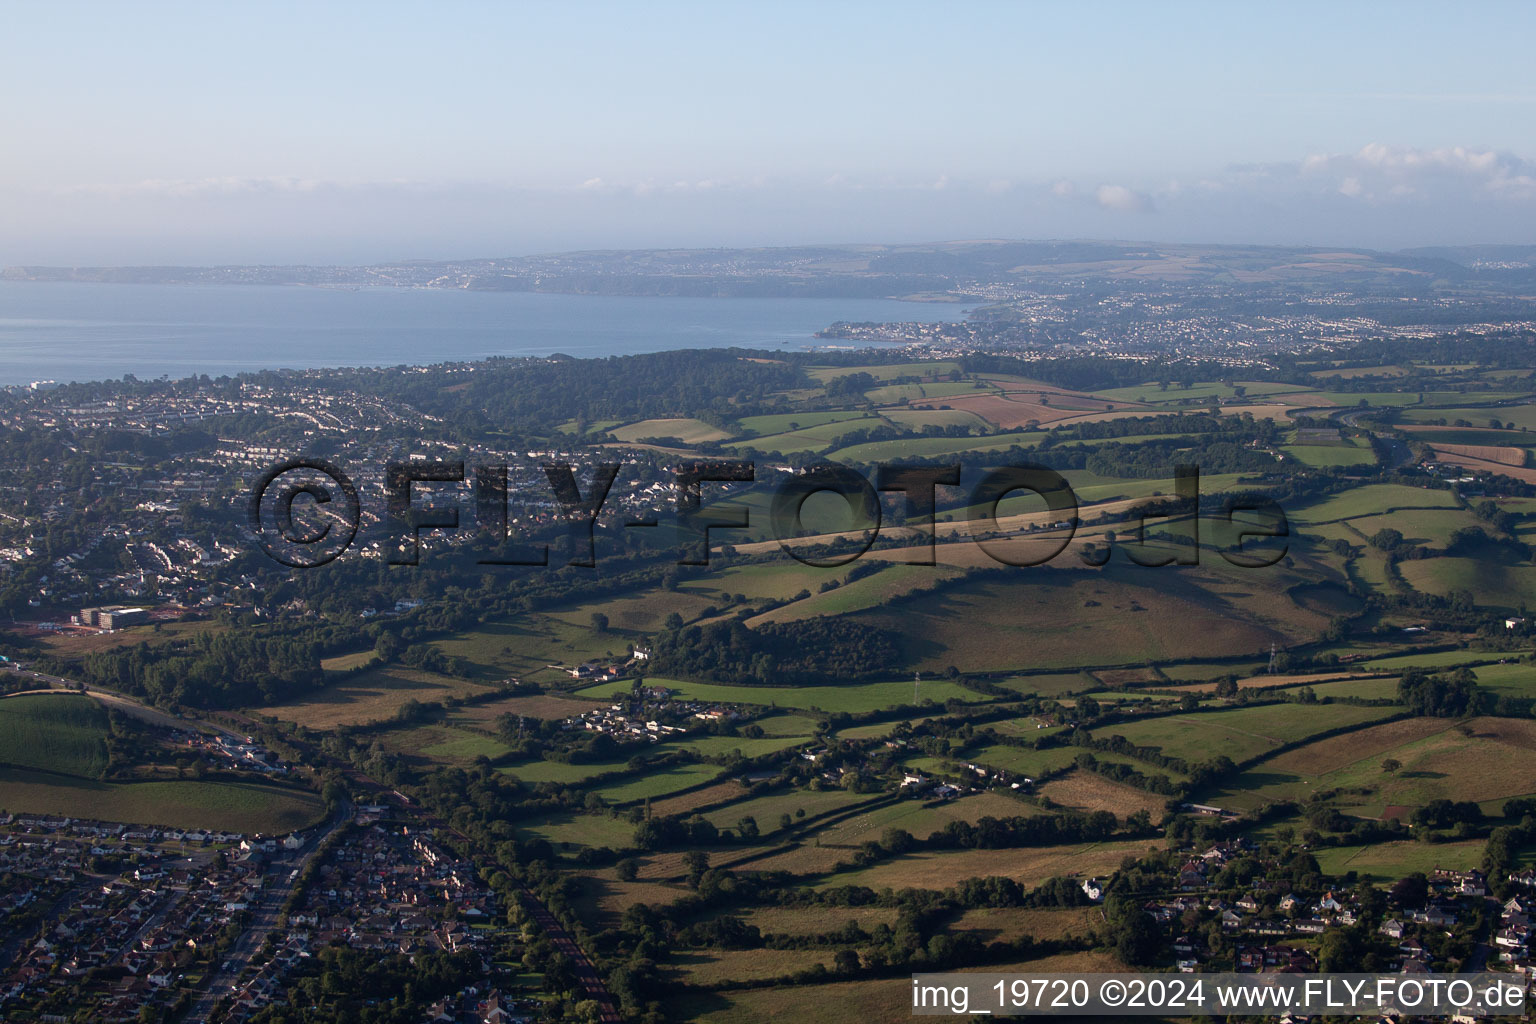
7 238 1522 297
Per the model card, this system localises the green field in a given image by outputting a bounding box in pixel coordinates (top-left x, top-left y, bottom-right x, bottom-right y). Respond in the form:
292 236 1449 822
428 614 642 685
753 714 824 736
1289 484 1460 524
1315 391 1426 407
843 573 1285 673
1357 649 1500 672
1207 717 1536 817
500 757 632 785
1313 838 1486 881
729 415 894 454
811 791 1041 846
1347 508 1480 548
1278 676 1402 700
609 418 732 444
702 788 874 835
747 563 962 623
1065 470 1247 504
880 407 995 431
1404 427 1536 446
1464 662 1536 699
1399 558 1536 610
732 410 869 436
1088 381 1315 404
0 766 325 833
679 561 857 603
588 762 727 803
828 431 1039 463
415 727 518 763
993 673 1099 697
1402 404 1536 430
319 650 379 673
574 676 984 713
662 732 814 760
518 809 639 851
263 665 501 728
1097 703 1399 766
1282 442 1377 468
964 741 1187 782
863 380 992 403
954 743 1093 778
0 694 109 777
555 417 623 435
806 361 962 384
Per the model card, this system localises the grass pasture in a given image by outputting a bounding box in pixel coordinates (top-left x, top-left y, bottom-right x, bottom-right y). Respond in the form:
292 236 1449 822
864 380 992 403
716 904 899 938
662 732 814 760
1313 839 1486 881
575 676 984 713
701 788 874 836
1347 508 1480 549
733 410 870 436
667 948 832 986
730 415 894 454
745 563 963 624
828 431 1040 462
845 573 1285 674
806 361 962 384
816 840 1160 890
1463 662 1536 700
646 780 748 818
1400 558 1536 611
588 762 727 804
1210 717 1536 817
0 766 324 833
319 650 379 673
948 906 1101 943
262 666 499 728
608 418 731 444
1289 484 1460 524
518 810 638 851
0 693 109 777
811 792 1040 847
880 407 995 431
428 616 636 685
1402 404 1536 431
1282 442 1377 468
1096 703 1398 766
444 692 597 725
545 589 722 635
1036 770 1172 821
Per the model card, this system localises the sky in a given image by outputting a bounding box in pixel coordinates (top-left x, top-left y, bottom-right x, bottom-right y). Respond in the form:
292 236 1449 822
3 1 1535 264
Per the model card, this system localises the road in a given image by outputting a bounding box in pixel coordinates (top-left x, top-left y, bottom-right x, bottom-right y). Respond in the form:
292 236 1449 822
1336 408 1417 471
180 804 351 1024
520 887 623 1023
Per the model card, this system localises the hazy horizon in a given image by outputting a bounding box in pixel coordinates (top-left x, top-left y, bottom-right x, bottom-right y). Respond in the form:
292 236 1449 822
4 1 1535 264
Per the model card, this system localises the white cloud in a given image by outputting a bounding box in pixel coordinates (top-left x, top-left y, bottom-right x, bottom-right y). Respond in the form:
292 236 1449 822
1093 184 1154 213
1292 144 1536 202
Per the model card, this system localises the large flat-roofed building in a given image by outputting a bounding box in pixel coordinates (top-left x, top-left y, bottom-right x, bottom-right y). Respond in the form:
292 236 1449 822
100 607 149 629
79 605 151 629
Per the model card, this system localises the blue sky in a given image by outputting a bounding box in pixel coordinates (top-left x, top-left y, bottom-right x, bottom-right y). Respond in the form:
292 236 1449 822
3 1 1534 262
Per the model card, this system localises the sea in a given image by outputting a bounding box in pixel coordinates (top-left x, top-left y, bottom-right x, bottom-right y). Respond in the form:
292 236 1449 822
0 281 962 386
